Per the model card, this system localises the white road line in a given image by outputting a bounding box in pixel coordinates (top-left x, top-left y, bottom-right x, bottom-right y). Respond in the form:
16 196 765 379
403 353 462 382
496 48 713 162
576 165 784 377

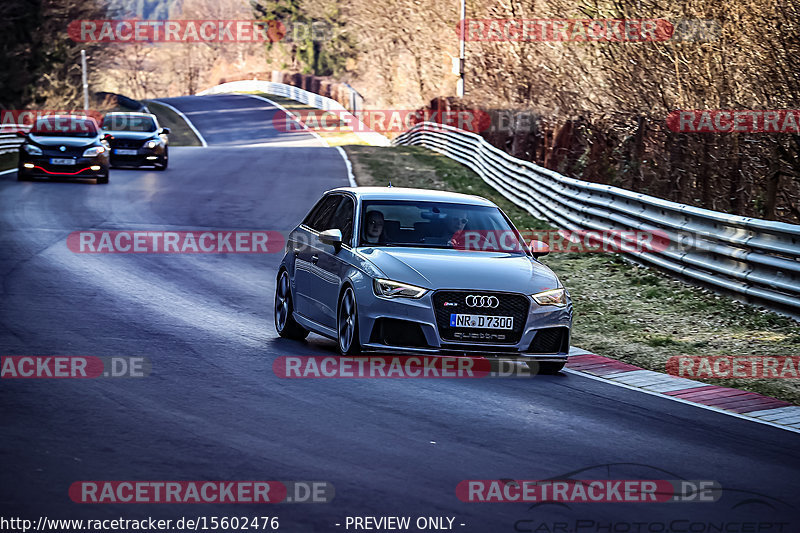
241 93 357 187
150 100 208 147
563 368 800 435
335 146 357 187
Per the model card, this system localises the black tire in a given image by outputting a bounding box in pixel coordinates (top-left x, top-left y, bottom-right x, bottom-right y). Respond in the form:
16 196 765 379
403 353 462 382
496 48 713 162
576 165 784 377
17 167 30 181
96 169 109 184
525 361 566 375
274 270 309 340
155 147 168 171
337 286 361 355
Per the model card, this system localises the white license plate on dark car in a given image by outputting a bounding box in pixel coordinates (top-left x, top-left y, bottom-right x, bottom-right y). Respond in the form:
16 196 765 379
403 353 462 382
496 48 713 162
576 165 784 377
449 314 513 329
114 149 137 155
49 158 75 165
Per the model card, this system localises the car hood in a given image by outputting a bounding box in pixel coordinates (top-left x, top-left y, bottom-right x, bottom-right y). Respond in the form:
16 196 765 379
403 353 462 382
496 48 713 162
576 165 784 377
28 135 97 148
104 131 157 141
357 247 561 293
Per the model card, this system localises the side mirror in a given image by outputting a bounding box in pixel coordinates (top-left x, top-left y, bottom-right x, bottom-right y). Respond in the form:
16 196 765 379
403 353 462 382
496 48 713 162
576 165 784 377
319 229 343 250
102 133 114 141
529 240 550 258
161 127 171 135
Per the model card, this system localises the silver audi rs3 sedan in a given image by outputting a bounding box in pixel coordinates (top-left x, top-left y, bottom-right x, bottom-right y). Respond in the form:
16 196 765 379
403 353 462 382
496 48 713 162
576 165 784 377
274 187 573 373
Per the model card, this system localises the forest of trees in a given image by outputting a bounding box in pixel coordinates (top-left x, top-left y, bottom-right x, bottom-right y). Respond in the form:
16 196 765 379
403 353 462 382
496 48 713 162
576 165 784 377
332 0 800 223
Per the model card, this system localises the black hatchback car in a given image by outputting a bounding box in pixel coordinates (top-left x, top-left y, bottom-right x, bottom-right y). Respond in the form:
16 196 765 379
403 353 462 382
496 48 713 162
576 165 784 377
101 112 169 170
17 115 111 183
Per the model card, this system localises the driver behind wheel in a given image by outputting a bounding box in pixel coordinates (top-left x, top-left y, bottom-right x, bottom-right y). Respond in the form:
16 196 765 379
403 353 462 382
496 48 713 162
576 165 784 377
363 210 386 244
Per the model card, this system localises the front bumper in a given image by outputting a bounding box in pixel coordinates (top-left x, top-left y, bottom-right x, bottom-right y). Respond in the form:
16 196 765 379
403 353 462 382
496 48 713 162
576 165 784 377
356 287 572 359
109 146 163 166
19 155 108 177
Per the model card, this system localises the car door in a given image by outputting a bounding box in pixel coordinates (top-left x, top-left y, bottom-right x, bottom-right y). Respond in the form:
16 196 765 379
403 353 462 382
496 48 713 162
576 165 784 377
292 195 340 320
313 195 355 329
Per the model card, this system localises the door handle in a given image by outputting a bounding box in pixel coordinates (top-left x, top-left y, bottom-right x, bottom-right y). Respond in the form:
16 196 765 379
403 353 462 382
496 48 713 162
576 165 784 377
311 254 319 264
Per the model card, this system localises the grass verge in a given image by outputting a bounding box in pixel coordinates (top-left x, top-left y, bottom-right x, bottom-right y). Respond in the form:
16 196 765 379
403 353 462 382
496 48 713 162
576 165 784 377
144 100 202 146
0 151 18 172
342 144 800 405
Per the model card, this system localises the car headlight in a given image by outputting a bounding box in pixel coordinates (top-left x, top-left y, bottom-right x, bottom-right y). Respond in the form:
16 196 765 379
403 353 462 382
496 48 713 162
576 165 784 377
82 146 106 157
532 288 568 306
145 140 158 149
373 278 428 299
23 144 42 155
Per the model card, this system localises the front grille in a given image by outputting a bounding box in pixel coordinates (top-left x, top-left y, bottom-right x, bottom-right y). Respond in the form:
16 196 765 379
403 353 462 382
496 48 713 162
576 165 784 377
42 148 82 157
111 139 145 149
433 290 529 344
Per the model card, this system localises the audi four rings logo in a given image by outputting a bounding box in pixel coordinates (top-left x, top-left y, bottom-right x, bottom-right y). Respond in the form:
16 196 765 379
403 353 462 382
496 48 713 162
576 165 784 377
465 295 500 308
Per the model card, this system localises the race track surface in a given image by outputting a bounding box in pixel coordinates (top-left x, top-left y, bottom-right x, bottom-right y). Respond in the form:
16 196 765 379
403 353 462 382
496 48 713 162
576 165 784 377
1 94 797 531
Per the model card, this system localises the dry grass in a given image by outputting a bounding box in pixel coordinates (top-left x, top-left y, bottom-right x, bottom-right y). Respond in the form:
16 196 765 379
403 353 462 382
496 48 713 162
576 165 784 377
144 101 203 147
0 151 18 172
342 144 800 405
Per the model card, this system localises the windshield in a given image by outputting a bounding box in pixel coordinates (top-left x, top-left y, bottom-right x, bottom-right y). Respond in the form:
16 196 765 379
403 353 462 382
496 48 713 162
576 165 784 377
359 200 527 253
102 115 157 132
30 117 98 137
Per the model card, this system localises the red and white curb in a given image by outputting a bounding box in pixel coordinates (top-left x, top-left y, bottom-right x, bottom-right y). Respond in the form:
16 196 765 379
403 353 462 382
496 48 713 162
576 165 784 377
565 348 800 434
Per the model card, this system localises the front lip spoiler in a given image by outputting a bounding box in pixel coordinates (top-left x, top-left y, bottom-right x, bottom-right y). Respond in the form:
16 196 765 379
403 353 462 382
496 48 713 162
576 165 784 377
360 343 568 360
29 165 101 176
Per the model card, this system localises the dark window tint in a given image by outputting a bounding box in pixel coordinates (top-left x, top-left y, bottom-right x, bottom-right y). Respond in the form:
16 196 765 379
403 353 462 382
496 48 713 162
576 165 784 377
305 195 341 231
102 115 157 132
302 198 326 227
31 117 98 137
330 196 355 244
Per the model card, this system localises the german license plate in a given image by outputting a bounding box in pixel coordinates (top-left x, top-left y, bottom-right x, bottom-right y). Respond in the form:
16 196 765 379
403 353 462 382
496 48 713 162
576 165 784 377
450 314 513 329
49 158 75 165
114 149 137 155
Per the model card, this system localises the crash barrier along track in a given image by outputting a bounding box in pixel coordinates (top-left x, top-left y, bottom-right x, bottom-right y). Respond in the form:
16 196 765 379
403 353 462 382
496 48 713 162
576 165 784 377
394 122 800 317
197 80 390 147
0 125 27 154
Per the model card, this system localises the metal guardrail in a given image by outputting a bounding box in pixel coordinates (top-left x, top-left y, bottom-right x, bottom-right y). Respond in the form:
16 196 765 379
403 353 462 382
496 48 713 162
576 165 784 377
0 125 27 155
394 122 800 317
198 80 390 147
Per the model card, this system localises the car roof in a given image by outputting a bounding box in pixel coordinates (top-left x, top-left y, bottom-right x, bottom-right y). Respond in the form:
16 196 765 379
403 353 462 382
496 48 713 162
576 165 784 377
328 187 497 207
35 114 96 121
32 115 99 128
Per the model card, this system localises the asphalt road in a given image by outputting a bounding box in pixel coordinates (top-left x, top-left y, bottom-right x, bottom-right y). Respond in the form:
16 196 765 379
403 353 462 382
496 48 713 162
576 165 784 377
0 94 798 532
